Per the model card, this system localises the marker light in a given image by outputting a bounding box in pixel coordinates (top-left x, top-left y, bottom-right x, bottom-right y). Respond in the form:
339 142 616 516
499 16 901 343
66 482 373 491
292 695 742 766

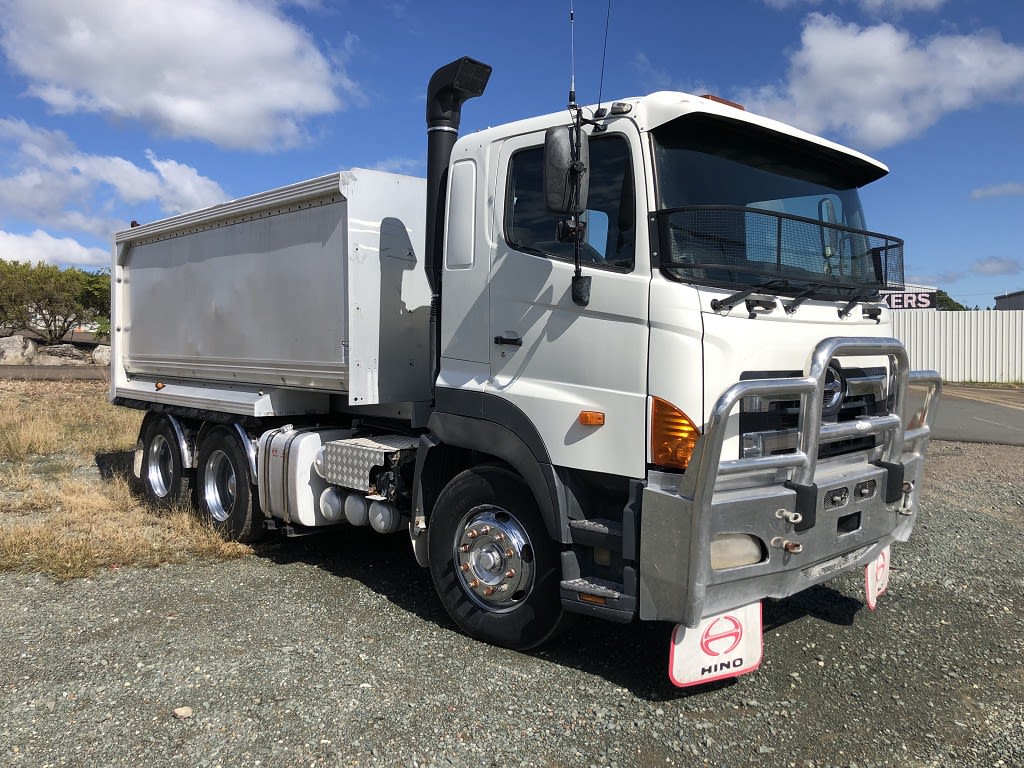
578 410 605 426
651 397 700 470
700 94 746 111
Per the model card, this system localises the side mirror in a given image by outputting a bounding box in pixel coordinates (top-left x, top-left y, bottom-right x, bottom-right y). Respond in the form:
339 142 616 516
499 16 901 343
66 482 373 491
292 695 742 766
544 124 589 215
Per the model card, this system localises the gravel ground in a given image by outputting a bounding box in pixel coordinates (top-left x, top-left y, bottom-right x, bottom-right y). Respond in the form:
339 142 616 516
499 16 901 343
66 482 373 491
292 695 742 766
2 440 1022 768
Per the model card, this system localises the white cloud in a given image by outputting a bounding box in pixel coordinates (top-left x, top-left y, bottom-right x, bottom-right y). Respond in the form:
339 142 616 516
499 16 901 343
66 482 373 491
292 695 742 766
631 53 717 98
763 0 945 11
859 0 946 12
0 229 108 267
742 14 1024 149
372 157 423 175
0 119 227 239
972 257 1020 276
971 183 1024 200
0 0 355 150
906 270 962 285
144 151 230 213
763 0 822 9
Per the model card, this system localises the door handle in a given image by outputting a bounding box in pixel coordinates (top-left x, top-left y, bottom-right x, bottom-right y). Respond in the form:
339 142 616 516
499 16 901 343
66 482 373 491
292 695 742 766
493 335 523 347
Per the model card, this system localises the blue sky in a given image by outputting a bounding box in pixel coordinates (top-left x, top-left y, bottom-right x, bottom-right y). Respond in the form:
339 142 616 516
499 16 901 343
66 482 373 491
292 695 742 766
1 0 1021 308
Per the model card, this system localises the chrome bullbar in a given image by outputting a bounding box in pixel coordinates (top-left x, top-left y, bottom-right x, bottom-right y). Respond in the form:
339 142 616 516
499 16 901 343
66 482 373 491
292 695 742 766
639 336 942 628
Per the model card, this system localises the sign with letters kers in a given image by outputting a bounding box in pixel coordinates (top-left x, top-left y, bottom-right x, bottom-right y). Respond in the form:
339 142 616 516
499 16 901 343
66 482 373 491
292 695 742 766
669 602 763 687
865 545 891 610
881 291 936 309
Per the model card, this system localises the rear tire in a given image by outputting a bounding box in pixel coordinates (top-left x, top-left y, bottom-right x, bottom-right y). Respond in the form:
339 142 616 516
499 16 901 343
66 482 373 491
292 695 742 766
196 427 263 543
427 467 568 650
140 417 192 508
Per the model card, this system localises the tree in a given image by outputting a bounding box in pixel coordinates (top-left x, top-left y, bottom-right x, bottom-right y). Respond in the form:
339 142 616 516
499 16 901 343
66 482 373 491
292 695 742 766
24 263 109 344
81 268 112 341
0 259 32 336
934 289 967 312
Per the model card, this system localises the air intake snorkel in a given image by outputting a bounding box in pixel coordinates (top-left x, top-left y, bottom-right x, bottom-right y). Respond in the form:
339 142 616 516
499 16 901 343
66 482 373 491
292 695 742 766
424 57 491 394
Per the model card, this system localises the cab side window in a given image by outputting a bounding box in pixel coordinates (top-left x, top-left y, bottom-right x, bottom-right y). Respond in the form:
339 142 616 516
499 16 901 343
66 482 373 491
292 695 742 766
506 135 635 270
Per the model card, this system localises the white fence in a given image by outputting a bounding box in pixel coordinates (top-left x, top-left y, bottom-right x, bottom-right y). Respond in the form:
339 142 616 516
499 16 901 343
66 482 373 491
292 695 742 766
891 310 1024 383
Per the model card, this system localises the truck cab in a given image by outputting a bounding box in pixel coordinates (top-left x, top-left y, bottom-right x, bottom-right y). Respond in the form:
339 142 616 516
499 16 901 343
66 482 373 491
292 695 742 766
419 83 939 679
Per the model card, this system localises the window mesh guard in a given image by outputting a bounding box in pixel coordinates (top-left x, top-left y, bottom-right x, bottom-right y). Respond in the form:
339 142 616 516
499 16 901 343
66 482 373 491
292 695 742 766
659 206 904 292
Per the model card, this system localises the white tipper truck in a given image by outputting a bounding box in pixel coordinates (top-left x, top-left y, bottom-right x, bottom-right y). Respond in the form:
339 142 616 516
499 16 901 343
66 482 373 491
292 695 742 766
112 57 941 687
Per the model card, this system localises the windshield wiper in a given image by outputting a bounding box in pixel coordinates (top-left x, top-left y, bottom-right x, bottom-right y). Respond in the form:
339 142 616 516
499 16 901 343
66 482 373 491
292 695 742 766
784 282 833 314
710 279 789 312
838 288 883 320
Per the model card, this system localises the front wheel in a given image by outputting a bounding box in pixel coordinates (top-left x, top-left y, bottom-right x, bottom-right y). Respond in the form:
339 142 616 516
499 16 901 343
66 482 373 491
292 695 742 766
196 427 263 543
427 467 568 650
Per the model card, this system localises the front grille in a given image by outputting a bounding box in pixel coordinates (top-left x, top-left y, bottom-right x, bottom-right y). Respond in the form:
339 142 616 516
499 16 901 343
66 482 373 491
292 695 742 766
739 367 887 460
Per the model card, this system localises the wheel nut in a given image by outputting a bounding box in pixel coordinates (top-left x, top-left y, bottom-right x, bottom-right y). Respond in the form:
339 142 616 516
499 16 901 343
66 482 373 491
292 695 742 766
468 578 481 589
494 532 505 542
505 569 516 579
505 548 515 558
459 563 471 572
459 544 470 553
480 525 492 534
466 529 480 539
483 586 496 597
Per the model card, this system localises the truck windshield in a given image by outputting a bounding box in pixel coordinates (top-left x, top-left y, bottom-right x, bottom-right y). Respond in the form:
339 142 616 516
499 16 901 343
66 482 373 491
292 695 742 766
652 113 904 298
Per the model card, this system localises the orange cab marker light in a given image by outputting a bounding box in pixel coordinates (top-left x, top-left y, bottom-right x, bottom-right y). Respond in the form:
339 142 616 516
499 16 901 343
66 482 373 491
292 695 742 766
700 94 745 111
578 410 605 426
651 397 700 470
578 593 607 606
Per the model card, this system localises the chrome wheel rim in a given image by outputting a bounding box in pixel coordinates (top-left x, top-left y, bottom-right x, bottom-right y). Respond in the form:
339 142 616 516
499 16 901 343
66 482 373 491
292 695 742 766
453 505 535 612
203 449 236 523
146 433 173 498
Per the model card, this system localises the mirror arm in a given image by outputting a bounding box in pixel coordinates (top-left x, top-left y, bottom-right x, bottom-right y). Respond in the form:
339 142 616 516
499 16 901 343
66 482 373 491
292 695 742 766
569 105 591 306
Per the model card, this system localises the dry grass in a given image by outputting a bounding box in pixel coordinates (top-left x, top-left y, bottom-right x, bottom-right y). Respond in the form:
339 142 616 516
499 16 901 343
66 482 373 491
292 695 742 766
0 379 250 579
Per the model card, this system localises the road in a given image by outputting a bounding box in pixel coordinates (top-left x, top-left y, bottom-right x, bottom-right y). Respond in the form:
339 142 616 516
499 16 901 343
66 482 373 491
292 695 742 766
923 384 1024 446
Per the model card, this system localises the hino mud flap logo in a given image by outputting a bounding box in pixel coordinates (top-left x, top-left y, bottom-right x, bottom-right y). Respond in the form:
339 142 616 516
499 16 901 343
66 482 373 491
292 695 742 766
669 603 763 688
699 615 743 656
865 545 891 610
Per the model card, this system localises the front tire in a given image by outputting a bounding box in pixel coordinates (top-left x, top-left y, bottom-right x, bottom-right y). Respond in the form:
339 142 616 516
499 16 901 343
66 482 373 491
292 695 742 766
196 427 263 543
140 416 192 508
427 467 567 650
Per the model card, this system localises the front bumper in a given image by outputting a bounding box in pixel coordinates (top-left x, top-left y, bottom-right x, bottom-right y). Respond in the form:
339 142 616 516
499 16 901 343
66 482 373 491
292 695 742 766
638 336 941 627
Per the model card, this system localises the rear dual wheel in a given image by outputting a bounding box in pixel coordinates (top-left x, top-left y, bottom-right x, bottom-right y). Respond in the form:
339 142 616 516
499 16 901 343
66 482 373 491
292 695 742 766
196 427 263 543
141 417 192 508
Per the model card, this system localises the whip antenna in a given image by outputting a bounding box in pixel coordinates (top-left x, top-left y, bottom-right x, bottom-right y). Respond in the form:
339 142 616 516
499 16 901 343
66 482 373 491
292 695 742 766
596 0 612 114
568 0 577 108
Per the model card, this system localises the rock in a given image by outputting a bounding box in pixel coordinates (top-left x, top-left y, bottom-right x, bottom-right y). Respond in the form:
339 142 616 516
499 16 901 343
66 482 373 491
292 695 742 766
172 706 193 719
91 345 111 366
34 343 88 366
0 334 36 365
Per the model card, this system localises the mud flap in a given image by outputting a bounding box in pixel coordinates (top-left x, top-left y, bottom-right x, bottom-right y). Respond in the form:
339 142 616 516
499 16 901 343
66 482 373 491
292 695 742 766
865 545 891 610
669 602 763 688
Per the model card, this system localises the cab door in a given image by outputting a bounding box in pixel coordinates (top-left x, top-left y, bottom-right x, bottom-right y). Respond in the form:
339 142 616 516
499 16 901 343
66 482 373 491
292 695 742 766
486 129 650 478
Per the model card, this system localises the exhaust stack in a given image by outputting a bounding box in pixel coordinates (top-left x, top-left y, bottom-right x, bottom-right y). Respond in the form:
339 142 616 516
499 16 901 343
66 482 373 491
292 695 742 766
425 56 491 296
424 57 491 396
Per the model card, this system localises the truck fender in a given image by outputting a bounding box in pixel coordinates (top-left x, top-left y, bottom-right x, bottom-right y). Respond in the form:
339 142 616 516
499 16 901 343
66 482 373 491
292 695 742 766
418 412 568 545
195 421 258 485
139 410 196 470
